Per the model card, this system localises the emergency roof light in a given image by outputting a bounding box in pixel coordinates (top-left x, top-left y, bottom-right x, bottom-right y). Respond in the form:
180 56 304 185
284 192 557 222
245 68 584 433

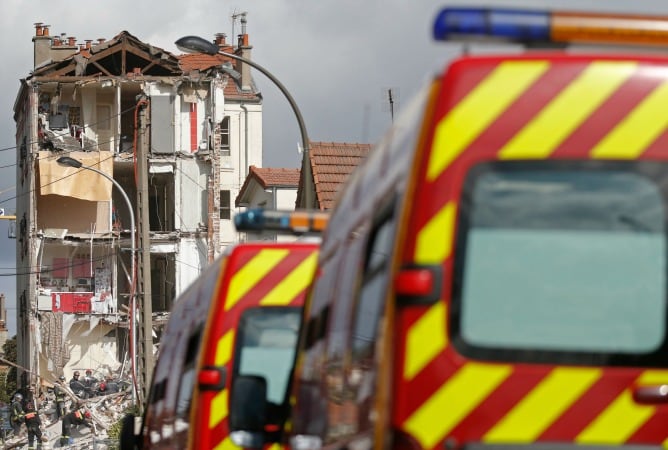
234 208 329 234
433 7 668 47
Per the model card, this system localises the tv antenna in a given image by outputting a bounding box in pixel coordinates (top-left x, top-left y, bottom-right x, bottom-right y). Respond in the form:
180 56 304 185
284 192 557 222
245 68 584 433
382 87 399 124
231 9 248 46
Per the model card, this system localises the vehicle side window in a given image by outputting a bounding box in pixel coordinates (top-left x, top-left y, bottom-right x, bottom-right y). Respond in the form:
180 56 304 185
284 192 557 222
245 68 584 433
349 207 397 431
176 327 202 419
323 232 366 442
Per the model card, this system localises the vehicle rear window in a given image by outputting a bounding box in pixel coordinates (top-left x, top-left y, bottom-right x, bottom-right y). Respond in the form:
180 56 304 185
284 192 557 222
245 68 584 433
453 161 668 366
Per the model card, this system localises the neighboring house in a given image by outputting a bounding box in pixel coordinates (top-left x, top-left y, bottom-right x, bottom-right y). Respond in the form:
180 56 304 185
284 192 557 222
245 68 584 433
235 165 300 241
12 23 262 390
236 165 300 209
296 141 372 210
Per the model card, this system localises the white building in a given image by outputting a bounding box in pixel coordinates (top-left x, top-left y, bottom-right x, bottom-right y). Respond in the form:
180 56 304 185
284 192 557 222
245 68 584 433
12 23 263 392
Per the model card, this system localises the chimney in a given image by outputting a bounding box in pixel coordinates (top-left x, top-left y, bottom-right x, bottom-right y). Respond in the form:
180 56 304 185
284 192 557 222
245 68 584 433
32 22 53 68
0 293 5 327
236 14 253 91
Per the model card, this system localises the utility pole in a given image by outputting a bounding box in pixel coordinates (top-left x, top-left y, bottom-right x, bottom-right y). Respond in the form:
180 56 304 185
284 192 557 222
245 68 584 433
135 96 154 407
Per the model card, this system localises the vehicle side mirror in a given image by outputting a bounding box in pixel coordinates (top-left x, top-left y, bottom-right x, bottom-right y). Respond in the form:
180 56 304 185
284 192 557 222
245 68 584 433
119 413 141 450
229 375 268 449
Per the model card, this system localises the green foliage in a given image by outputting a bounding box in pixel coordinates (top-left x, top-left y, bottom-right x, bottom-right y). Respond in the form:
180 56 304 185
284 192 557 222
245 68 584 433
0 336 17 403
107 405 140 443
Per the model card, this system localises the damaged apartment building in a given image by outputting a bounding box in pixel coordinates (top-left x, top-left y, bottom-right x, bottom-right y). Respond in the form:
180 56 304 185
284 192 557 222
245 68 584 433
12 22 262 388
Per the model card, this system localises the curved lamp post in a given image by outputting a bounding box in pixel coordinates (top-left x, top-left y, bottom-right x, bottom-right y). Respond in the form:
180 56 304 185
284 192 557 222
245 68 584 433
175 35 314 208
56 156 138 404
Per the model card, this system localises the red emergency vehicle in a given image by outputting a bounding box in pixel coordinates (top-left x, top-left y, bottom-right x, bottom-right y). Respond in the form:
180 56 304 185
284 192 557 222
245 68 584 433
120 209 326 449
229 8 668 450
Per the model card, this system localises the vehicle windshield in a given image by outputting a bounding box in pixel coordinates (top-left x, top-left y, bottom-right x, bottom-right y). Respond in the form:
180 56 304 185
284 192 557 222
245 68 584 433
235 307 301 403
455 161 668 365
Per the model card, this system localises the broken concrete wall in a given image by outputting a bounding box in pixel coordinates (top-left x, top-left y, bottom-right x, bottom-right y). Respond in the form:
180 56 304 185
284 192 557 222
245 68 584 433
39 313 121 383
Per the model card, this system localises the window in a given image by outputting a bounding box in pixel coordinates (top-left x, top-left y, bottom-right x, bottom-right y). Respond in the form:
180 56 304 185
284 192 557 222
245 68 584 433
220 116 230 156
220 190 231 220
454 161 668 367
234 307 301 404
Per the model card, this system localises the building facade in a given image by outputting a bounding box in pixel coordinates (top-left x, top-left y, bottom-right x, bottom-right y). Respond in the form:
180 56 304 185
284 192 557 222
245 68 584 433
12 23 262 390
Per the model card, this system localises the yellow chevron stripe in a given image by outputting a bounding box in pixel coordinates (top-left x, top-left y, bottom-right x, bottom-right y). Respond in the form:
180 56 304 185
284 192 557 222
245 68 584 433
576 370 668 444
427 61 549 181
637 370 668 384
214 329 235 366
260 252 318 306
213 436 241 450
209 330 234 429
404 302 447 380
415 202 456 264
209 388 229 429
591 80 668 159
404 363 512 449
226 249 290 311
500 61 637 159
576 389 653 444
484 367 601 442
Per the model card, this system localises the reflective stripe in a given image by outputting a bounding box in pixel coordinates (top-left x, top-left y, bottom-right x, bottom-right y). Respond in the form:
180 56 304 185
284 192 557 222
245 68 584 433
591 79 668 159
404 363 512 449
404 302 447 380
226 249 289 311
500 62 637 159
484 368 601 442
260 252 318 306
428 61 549 181
214 330 234 367
415 202 456 265
577 390 653 444
209 389 229 430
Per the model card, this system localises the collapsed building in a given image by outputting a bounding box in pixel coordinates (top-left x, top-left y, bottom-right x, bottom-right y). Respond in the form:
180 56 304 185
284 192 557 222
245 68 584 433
12 20 266 398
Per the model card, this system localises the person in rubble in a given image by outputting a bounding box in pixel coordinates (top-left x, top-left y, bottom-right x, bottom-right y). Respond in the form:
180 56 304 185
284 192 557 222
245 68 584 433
83 369 98 397
9 392 25 436
60 406 94 446
23 394 44 450
69 371 87 398
54 375 68 419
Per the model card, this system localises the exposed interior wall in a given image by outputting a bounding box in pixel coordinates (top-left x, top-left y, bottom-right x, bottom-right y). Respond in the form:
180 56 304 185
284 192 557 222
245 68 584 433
38 313 120 381
148 172 175 232
36 195 109 234
150 253 176 313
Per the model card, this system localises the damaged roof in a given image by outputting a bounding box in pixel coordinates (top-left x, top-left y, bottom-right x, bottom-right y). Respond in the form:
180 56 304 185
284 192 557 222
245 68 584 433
29 29 260 100
31 30 181 78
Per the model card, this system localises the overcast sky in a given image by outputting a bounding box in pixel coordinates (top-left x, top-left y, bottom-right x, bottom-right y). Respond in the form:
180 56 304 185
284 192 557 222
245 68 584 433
0 0 666 335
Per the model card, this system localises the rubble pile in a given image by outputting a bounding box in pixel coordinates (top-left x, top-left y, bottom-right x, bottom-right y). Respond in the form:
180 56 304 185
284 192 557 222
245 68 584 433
3 373 134 449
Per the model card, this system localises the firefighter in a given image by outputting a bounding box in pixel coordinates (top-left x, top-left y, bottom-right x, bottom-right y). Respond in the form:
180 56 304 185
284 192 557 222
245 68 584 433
23 395 43 450
60 406 94 446
9 392 24 436
69 371 86 398
54 375 68 419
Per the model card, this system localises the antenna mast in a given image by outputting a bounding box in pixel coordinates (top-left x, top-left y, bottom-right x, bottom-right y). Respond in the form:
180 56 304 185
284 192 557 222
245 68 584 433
231 10 248 48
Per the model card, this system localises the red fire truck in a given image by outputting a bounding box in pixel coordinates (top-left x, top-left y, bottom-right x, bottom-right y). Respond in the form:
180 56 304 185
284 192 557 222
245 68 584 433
228 7 668 450
120 209 326 449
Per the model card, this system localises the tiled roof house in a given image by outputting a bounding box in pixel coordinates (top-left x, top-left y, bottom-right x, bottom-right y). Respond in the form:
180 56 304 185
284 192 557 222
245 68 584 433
297 141 372 210
236 166 300 209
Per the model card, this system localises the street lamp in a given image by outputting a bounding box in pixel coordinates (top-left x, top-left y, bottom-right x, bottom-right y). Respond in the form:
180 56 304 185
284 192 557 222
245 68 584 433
175 35 315 208
56 156 138 404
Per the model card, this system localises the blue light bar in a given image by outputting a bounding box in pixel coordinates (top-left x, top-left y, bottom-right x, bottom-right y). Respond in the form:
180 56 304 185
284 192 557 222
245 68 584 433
434 7 551 42
234 208 329 234
234 208 285 231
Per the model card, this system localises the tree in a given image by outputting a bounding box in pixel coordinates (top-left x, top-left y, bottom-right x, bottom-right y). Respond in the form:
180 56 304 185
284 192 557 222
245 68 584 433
0 336 17 403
